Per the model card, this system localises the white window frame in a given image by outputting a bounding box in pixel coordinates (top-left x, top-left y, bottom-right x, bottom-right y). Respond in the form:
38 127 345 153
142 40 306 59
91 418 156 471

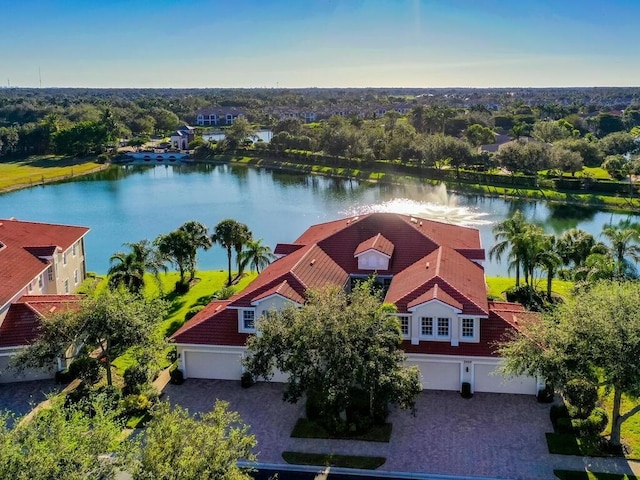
396 315 410 339
72 243 77 257
74 269 79 285
436 317 450 339
63 251 68 266
47 266 54 282
239 309 256 333
64 279 69 294
38 274 43 289
460 317 478 342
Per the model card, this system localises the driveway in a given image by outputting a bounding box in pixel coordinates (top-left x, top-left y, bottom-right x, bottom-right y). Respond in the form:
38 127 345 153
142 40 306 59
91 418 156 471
0 379 60 418
163 380 555 479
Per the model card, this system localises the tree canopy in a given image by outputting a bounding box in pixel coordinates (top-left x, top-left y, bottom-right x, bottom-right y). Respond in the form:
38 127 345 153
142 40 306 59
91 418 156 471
499 281 640 450
243 281 421 431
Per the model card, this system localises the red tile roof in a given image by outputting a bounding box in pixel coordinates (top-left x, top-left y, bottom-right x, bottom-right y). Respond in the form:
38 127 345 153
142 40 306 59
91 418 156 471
172 212 506 353
273 243 304 256
354 233 394 257
0 219 89 308
0 295 81 347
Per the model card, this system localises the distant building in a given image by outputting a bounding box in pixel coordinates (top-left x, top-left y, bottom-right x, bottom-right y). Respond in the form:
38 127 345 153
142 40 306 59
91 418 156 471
170 124 196 150
196 107 247 126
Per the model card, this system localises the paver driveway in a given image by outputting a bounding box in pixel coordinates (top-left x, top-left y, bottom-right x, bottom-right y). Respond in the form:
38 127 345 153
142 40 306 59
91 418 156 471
163 379 555 479
0 379 60 418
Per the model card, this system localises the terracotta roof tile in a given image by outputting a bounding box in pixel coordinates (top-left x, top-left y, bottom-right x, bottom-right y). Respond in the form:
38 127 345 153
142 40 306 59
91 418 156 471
354 233 394 257
273 243 305 256
252 280 305 305
407 284 463 310
0 219 89 309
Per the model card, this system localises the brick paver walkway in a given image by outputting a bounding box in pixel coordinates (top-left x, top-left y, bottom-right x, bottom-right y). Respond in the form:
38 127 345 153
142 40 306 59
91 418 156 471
0 379 61 420
163 379 573 479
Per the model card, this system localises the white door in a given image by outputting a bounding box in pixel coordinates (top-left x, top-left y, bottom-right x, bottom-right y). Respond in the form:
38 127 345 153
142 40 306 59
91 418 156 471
473 363 537 395
184 351 243 380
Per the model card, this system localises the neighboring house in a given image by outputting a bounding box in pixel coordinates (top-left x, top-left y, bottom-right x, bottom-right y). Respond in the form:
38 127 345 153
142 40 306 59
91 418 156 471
0 218 89 382
172 213 542 395
479 133 512 153
170 124 196 150
269 107 317 123
195 107 247 126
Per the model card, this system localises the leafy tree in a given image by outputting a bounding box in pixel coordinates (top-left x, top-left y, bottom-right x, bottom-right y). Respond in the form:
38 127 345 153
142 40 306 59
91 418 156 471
497 140 550 175
212 219 253 286
594 113 625 137
532 120 572 143
240 239 275 274
155 230 193 285
131 401 256 480
489 211 529 286
178 221 212 281
0 396 127 480
13 289 167 386
223 117 255 150
555 138 603 168
549 146 583 176
108 239 165 294
243 281 422 431
499 281 640 451
600 132 638 156
464 123 495 147
150 108 179 133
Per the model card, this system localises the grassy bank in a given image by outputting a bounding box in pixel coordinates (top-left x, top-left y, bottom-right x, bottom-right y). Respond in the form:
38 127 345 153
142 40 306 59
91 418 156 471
0 155 107 193
485 276 574 300
208 154 640 213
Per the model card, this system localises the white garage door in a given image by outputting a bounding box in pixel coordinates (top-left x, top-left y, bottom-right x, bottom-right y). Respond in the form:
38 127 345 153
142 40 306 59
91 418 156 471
184 351 243 380
474 363 537 395
409 361 461 391
0 356 53 383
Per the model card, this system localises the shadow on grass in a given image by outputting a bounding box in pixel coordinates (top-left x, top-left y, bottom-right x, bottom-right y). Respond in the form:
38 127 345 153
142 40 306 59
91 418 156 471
554 470 638 480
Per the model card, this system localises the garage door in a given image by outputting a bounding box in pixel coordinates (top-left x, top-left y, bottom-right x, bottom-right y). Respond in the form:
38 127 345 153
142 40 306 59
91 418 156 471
0 356 53 383
409 361 461 391
473 363 537 395
184 351 243 380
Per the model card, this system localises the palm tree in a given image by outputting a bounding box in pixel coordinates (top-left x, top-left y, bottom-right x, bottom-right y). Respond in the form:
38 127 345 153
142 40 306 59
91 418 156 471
602 222 640 278
489 210 529 287
154 230 192 285
240 239 275 274
556 228 596 270
537 235 562 301
178 221 212 281
212 219 253 286
234 223 253 276
107 239 164 294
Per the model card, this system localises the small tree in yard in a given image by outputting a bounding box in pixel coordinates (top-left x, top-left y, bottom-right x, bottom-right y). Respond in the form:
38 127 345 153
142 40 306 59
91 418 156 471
498 281 640 452
243 281 422 433
12 289 167 387
131 400 256 480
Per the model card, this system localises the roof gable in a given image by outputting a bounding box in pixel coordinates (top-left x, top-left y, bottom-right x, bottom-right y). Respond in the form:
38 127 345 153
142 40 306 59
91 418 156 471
407 284 463 311
354 233 394 258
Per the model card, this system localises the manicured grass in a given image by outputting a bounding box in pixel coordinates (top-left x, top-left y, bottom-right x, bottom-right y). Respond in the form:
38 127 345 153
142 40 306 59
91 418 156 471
112 270 258 373
485 277 574 301
546 432 606 457
290 418 392 443
282 451 386 470
555 470 638 480
125 411 152 429
581 167 611 179
600 391 640 459
0 155 105 192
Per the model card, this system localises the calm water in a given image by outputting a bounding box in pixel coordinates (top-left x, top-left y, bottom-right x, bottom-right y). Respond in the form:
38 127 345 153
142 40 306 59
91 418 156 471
202 129 273 143
1 163 638 276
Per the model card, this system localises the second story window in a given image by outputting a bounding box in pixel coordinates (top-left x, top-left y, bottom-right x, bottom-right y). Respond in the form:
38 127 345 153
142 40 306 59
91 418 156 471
47 266 54 282
243 310 255 330
437 317 450 338
397 315 410 338
462 318 475 338
63 252 68 266
421 317 433 337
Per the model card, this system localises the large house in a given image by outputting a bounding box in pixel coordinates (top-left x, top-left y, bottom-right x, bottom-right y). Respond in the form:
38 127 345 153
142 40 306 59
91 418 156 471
172 213 542 395
195 107 247 126
0 218 89 382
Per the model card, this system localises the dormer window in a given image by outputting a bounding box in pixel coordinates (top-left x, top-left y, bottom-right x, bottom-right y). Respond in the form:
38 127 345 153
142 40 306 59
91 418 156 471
354 234 394 271
239 309 256 332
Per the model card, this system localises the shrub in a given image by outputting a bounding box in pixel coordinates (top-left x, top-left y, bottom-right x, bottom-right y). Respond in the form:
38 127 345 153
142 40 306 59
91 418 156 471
169 368 184 385
572 407 608 436
184 305 204 321
121 394 151 415
123 364 150 395
174 279 190 294
305 390 324 421
550 404 571 432
95 385 122 410
68 355 102 385
55 369 74 384
563 378 597 418
537 384 555 403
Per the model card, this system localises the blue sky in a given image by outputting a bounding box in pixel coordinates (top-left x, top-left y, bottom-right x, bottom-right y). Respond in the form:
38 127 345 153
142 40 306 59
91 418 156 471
1 0 638 88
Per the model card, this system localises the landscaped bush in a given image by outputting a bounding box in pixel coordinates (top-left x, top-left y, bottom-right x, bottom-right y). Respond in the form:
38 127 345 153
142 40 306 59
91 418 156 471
95 385 122 410
120 394 152 415
563 378 597 418
174 279 190 294
169 368 184 385
305 390 324 421
571 407 608 436
537 384 555 403
55 369 74 384
123 364 150 395
68 355 102 384
550 404 573 433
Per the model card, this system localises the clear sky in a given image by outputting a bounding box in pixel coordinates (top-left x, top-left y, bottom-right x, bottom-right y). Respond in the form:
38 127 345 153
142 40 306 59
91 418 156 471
2 0 638 88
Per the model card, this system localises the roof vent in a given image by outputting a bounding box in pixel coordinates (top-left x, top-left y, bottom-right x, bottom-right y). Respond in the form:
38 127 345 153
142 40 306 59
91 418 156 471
49 306 57 313
419 221 423 226
425 262 430 269
410 217 418 224
310 258 316 266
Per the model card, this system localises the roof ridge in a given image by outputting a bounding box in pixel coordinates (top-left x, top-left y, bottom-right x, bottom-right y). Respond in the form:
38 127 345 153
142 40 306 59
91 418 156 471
433 275 488 316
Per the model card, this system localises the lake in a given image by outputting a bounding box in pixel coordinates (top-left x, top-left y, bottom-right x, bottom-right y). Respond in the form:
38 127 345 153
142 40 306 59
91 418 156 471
202 129 273 143
1 163 638 276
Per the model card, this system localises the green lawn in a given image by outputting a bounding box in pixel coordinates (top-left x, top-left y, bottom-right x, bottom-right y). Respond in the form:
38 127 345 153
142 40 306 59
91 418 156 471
112 270 258 373
282 451 385 470
555 471 637 480
290 418 392 442
485 277 574 300
0 155 105 192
